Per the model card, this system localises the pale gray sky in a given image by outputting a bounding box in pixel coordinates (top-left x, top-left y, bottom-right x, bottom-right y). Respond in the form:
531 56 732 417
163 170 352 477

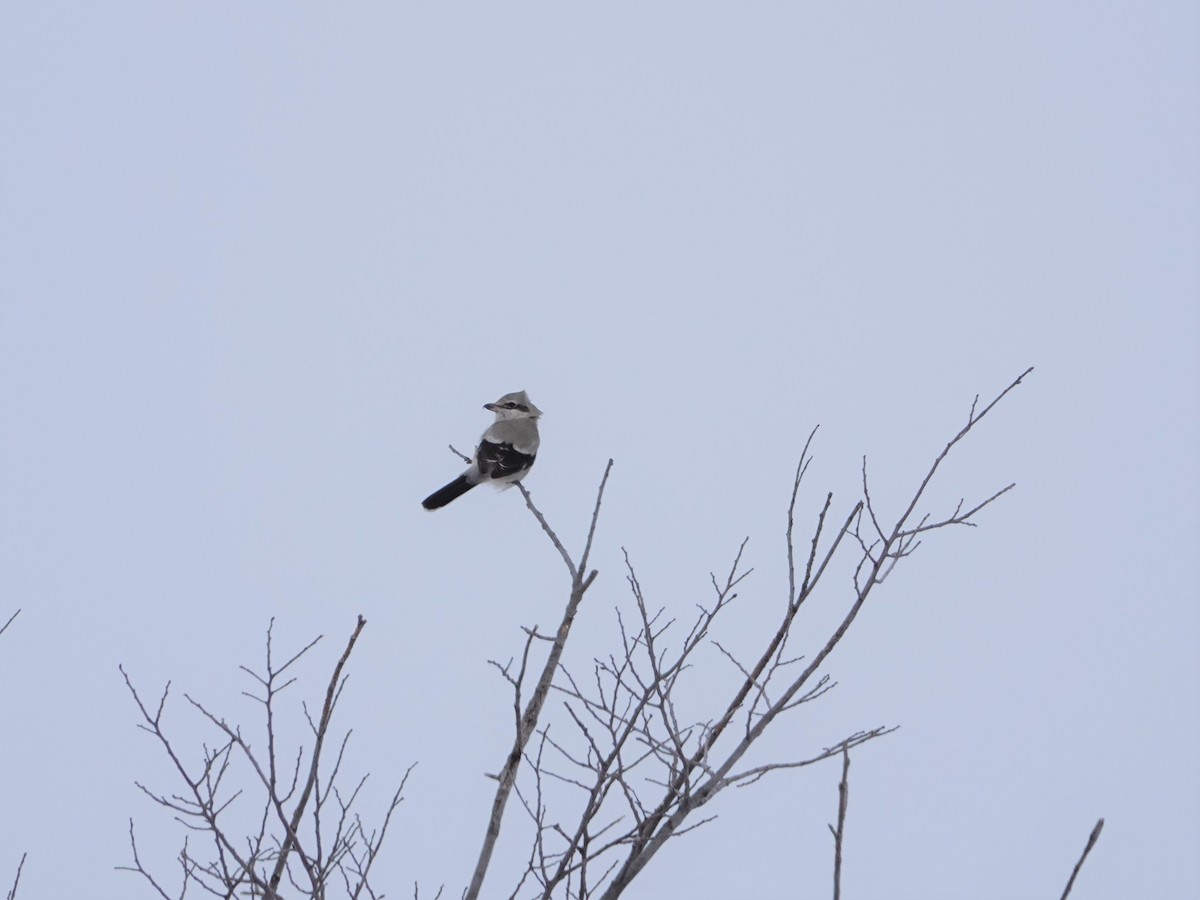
1 4 1197 899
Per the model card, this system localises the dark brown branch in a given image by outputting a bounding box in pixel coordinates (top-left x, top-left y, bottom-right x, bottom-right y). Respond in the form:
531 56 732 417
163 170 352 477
0 609 18 639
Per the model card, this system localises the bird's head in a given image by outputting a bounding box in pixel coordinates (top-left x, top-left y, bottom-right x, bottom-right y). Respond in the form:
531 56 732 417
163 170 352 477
485 390 543 420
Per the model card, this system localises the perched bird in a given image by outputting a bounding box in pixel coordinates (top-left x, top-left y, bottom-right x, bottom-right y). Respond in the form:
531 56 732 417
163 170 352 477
422 390 543 510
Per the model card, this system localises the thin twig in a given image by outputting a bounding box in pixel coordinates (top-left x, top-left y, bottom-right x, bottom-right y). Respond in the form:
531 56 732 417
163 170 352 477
730 728 892 787
615 503 860 860
269 615 368 893
828 744 850 900
119 669 275 897
1059 818 1104 900
888 367 1032 542
0 609 19 639
6 853 26 900
786 426 820 607
577 461 615 577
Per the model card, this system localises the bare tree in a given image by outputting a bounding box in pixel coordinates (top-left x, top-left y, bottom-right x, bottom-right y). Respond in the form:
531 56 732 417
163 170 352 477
123 368 1097 898
119 615 409 899
459 369 1038 898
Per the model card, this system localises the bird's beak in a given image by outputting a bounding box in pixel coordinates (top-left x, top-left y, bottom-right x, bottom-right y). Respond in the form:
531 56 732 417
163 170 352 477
483 403 498 411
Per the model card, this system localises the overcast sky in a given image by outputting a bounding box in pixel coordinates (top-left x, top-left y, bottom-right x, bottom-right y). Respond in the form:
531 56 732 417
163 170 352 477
2 4 1197 899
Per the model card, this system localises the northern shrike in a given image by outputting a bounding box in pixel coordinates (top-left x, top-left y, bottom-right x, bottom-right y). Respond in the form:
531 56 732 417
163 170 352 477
422 390 543 510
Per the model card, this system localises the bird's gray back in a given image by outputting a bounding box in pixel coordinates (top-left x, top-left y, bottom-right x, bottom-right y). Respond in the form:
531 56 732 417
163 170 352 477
485 417 540 454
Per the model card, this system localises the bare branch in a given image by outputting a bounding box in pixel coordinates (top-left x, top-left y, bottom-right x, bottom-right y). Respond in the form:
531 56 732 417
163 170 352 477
898 482 1016 537
861 457 887 545
889 367 1032 541
800 493 834 602
728 728 894 788
578 461 616 578
829 744 851 900
120 616 402 900
587 370 1032 899
786 426 820 608
1059 818 1104 900
466 461 613 900
5 853 26 900
114 823 173 900
268 616 368 893
458 371 1035 899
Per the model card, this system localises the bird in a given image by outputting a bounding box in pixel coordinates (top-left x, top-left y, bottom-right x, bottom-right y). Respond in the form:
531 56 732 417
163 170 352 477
422 390 543 510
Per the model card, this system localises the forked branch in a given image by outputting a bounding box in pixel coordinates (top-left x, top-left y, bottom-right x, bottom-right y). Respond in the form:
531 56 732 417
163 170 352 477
119 617 404 899
559 370 1033 899
464 461 614 900
829 744 851 900
473 371 1030 899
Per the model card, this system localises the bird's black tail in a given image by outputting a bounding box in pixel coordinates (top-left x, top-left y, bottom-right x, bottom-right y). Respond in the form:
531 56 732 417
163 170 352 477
422 475 475 510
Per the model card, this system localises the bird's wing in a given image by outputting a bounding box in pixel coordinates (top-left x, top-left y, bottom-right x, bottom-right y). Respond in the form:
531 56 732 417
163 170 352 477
476 439 536 480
